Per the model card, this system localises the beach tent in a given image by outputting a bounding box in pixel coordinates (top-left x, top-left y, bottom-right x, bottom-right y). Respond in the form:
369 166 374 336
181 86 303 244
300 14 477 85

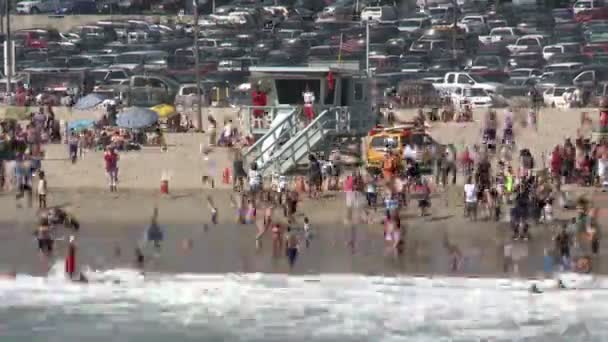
68 119 96 132
73 93 108 110
150 104 177 118
117 107 159 129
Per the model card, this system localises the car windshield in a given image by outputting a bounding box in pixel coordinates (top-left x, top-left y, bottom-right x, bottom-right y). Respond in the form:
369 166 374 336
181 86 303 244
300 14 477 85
505 78 525 86
411 41 431 50
469 74 489 83
492 29 512 36
399 20 421 27
545 47 562 53
510 70 530 78
68 58 90 67
115 54 143 64
89 71 108 81
474 57 500 66
181 86 201 95
429 8 447 16
553 88 571 96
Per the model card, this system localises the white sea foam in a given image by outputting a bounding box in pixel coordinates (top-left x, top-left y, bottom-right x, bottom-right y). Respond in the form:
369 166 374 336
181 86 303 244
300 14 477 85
0 263 605 341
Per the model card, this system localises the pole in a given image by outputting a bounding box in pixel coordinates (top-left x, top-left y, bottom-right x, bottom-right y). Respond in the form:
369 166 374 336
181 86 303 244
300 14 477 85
5 0 10 96
212 0 215 13
193 0 203 132
452 0 457 60
337 33 343 64
365 20 369 76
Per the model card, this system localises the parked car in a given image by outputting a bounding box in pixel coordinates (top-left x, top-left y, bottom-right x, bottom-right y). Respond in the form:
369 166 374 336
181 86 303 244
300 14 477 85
55 0 98 14
543 85 577 107
16 0 58 14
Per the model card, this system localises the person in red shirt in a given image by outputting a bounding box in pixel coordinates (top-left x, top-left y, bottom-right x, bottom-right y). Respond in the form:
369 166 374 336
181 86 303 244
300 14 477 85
104 147 119 192
550 145 562 179
251 85 267 128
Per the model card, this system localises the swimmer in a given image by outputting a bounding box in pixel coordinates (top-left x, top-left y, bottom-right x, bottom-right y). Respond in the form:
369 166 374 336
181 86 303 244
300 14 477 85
530 284 543 294
134 247 145 269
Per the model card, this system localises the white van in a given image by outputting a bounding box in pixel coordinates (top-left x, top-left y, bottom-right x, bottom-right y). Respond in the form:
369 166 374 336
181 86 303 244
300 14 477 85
361 6 398 22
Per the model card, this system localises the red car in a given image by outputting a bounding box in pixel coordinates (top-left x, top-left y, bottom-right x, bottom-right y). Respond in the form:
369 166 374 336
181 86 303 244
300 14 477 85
582 43 608 58
576 7 608 22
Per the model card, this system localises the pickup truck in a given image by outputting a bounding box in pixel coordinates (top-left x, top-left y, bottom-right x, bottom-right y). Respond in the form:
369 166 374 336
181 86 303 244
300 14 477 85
459 15 488 33
507 35 545 54
479 27 522 45
432 72 503 93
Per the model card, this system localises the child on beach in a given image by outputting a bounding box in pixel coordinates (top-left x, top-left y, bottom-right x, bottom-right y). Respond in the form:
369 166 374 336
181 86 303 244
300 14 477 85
245 200 256 224
37 170 47 209
303 217 312 248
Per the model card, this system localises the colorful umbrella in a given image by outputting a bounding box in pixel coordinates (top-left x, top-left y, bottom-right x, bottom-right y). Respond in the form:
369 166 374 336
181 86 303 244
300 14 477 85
150 104 177 118
116 107 159 129
68 119 96 131
73 93 108 110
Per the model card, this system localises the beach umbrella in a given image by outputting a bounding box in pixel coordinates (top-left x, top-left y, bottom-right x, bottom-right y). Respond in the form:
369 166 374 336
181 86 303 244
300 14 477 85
68 119 96 132
73 93 108 110
150 104 177 118
116 107 159 129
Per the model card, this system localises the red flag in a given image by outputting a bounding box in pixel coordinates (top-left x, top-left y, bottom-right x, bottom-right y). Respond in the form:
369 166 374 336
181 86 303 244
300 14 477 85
327 71 334 91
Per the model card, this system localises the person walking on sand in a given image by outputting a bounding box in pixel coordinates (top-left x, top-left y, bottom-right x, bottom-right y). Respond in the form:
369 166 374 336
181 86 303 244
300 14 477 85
37 170 47 209
104 147 119 192
303 217 312 248
207 196 218 225
67 131 79 164
285 226 299 269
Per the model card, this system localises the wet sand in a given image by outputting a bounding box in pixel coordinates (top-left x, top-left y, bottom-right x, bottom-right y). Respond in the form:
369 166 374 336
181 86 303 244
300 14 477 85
0 188 603 278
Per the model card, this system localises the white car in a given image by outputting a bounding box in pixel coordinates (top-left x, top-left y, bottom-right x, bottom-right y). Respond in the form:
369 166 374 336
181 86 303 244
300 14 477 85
543 86 576 107
16 0 58 14
451 86 493 108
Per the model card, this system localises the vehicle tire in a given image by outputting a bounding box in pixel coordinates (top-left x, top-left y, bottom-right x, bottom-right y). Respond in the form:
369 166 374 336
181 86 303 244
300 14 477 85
551 102 556 108
30 7 40 14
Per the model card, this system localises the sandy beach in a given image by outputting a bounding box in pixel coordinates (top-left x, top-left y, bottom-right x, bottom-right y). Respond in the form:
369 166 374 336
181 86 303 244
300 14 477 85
0 106 604 278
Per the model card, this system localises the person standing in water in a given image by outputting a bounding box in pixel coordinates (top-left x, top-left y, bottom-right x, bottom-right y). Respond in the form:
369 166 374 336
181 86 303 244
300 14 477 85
146 207 164 252
65 235 77 279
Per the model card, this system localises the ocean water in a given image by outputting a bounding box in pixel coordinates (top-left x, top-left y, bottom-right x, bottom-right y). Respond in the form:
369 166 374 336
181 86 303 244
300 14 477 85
0 263 606 342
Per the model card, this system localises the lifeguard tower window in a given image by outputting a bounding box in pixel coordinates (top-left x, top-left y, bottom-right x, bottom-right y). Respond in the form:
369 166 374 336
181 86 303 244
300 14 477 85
276 79 320 104
354 82 364 101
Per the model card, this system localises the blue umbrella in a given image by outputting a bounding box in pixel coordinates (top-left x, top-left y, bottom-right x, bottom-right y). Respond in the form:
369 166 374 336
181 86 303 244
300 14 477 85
116 107 159 129
73 93 108 110
68 119 96 131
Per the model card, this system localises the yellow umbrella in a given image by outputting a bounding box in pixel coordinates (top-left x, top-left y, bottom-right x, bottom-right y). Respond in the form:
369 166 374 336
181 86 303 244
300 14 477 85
150 104 177 118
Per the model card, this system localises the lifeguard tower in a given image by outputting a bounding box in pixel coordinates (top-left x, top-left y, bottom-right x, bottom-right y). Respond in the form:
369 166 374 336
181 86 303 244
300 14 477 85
242 63 373 175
